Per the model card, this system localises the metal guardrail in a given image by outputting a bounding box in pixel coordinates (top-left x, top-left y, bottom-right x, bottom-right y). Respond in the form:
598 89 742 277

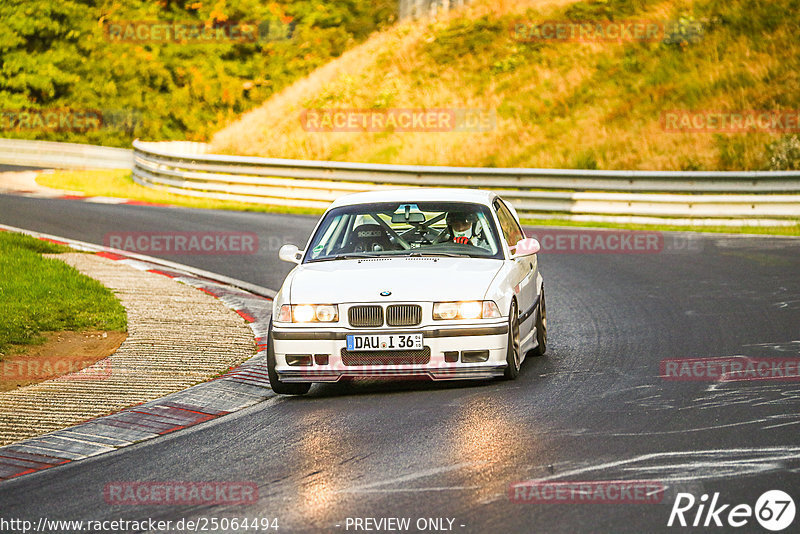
1 138 796 225
133 140 800 226
399 0 470 20
0 138 132 169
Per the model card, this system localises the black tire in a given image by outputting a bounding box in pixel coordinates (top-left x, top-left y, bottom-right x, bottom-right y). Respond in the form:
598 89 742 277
266 320 311 395
530 288 547 356
503 301 521 380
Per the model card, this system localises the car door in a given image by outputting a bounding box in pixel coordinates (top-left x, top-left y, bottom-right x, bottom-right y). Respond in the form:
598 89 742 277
494 199 537 329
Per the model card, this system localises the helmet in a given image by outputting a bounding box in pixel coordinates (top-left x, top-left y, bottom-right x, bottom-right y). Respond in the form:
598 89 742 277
446 211 477 229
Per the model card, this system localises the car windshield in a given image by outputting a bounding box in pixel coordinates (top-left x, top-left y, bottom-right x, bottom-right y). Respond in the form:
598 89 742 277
304 201 504 262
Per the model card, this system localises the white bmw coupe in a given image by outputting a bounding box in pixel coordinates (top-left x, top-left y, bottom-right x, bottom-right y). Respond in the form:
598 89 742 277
267 189 546 395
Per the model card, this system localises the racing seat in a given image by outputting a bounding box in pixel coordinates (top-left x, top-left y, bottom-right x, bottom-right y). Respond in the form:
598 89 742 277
347 224 394 253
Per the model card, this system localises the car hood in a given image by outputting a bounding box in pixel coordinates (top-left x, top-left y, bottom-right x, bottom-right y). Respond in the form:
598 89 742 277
288 257 503 303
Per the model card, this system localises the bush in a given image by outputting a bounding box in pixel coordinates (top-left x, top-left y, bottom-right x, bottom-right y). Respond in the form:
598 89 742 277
0 0 398 147
766 135 800 170
565 0 653 21
662 15 705 49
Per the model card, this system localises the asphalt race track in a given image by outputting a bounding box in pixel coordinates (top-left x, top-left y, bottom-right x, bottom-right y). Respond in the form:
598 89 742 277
0 164 44 172
0 194 314 291
1 193 799 533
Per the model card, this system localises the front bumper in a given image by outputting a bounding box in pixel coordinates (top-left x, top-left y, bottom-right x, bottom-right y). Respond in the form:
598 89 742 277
272 323 509 382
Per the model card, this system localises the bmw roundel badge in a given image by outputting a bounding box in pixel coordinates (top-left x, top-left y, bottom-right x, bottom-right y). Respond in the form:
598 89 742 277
380 291 392 297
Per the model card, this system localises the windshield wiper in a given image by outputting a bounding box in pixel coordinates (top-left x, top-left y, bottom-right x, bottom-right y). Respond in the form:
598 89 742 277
311 251 479 262
407 252 464 258
309 253 378 262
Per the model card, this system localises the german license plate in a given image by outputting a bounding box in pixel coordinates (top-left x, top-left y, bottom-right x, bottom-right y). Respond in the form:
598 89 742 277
346 333 423 352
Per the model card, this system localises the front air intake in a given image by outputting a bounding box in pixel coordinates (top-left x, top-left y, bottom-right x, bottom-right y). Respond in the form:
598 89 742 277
340 347 431 366
348 305 384 327
386 304 422 327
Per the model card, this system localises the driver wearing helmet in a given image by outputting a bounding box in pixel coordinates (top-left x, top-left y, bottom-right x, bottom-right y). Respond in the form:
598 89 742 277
446 210 481 246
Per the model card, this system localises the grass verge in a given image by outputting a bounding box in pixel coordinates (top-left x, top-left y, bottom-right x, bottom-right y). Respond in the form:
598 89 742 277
210 0 800 171
36 169 799 236
36 169 325 216
0 232 127 357
520 218 800 236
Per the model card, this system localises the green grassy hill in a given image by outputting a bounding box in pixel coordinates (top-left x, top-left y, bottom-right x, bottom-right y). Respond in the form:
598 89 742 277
210 0 800 171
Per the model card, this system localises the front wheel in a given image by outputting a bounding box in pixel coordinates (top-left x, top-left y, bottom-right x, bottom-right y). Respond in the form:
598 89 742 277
530 288 547 356
503 301 521 380
266 320 311 395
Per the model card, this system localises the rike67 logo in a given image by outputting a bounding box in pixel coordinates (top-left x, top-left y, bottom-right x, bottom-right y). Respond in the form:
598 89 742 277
668 490 795 531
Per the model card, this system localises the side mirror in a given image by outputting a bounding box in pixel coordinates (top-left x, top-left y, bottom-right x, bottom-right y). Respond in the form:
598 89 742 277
511 237 540 258
279 244 303 264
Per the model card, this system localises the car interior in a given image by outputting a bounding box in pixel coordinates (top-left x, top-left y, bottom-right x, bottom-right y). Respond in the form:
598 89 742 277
307 203 502 260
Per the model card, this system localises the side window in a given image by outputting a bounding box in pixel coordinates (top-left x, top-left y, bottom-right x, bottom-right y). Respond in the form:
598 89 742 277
494 200 524 247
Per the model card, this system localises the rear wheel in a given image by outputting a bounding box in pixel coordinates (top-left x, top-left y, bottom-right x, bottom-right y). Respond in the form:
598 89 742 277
503 301 521 380
266 320 311 395
530 288 547 356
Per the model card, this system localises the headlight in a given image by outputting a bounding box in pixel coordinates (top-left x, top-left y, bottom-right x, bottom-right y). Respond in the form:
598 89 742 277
277 304 339 323
433 301 501 320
